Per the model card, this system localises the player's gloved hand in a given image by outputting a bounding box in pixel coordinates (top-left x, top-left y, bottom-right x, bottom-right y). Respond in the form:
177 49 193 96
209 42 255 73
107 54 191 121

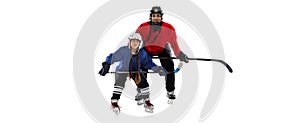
98 62 110 76
177 51 189 63
151 66 167 76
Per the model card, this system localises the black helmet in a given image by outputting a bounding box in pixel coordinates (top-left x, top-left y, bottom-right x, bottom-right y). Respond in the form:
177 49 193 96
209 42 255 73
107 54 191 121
150 6 163 14
149 6 163 21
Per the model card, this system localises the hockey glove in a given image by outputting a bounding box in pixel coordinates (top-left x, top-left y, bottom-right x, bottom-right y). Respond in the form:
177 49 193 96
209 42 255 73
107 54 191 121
99 62 110 76
151 66 167 76
177 51 189 63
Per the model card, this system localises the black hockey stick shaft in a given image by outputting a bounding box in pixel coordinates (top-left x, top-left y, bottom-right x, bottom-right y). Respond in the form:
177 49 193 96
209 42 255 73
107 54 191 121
109 71 173 74
152 56 233 73
109 71 156 74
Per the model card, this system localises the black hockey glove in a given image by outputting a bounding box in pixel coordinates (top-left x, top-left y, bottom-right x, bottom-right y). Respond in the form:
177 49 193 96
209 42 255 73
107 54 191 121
99 62 110 76
177 51 189 63
151 66 167 76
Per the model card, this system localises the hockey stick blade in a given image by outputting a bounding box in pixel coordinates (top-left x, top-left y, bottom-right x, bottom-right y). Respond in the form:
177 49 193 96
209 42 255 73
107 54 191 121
152 56 233 73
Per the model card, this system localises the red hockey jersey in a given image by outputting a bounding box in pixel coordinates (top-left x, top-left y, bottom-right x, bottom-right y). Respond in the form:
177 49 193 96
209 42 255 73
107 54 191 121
136 21 181 57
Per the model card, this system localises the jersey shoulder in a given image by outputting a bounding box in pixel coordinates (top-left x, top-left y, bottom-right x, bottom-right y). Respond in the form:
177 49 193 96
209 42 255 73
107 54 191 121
138 21 151 27
162 22 175 31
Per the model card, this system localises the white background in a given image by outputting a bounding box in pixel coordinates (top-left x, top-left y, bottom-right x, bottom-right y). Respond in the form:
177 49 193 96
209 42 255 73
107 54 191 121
1 0 300 123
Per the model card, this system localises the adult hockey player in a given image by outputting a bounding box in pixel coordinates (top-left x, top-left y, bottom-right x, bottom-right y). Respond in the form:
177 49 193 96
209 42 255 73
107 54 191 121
99 33 167 115
135 6 189 104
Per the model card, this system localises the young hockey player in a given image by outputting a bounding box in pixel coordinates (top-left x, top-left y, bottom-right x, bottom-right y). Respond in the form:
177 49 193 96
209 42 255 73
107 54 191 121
135 6 189 104
99 33 167 115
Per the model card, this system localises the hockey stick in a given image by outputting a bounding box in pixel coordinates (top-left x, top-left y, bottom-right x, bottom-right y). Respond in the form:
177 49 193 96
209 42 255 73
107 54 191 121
152 56 233 73
109 71 173 74
109 71 156 74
